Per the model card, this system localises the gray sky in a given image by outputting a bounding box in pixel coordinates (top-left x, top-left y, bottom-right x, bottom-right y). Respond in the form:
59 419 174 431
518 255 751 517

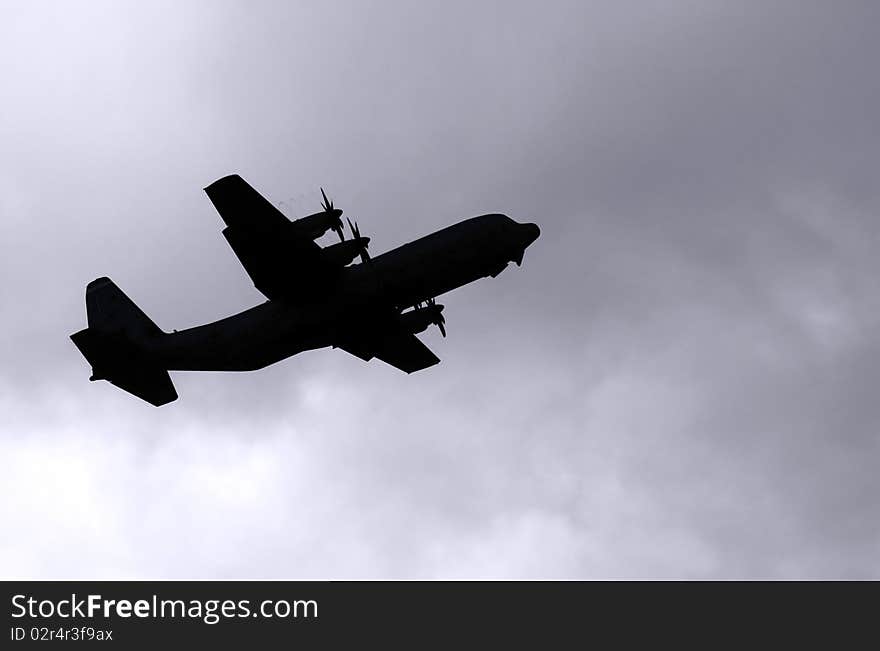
2 0 879 578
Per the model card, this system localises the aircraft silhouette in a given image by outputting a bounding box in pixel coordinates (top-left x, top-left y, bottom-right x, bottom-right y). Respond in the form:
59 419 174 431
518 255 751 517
70 174 541 405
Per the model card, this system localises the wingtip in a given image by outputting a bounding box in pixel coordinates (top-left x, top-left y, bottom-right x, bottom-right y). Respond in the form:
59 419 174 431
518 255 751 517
204 173 243 193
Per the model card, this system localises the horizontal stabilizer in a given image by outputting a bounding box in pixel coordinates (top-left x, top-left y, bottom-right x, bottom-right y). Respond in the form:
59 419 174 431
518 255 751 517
70 329 177 406
105 366 177 407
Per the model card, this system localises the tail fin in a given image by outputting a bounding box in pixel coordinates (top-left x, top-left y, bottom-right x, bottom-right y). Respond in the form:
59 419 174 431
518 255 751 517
85 277 162 338
70 278 177 406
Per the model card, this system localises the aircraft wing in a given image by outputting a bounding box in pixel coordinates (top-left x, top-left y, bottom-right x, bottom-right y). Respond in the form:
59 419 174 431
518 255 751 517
204 174 290 229
337 328 441 374
204 174 326 300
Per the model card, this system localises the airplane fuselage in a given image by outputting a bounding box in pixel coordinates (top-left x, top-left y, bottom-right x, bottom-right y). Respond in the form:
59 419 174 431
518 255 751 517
144 214 539 372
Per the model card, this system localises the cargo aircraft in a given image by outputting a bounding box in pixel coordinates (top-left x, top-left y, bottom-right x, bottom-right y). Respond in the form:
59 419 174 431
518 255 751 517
71 175 540 405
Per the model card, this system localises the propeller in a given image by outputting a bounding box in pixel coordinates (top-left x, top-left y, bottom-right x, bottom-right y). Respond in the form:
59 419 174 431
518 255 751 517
415 297 446 337
320 187 345 241
320 187 334 213
347 218 371 262
427 298 446 337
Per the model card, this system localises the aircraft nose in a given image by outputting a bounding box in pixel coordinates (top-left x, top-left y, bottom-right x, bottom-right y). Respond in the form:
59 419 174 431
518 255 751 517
522 222 540 246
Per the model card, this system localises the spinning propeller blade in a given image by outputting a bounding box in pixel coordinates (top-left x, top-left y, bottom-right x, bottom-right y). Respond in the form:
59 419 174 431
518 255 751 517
320 188 344 241
347 218 371 262
424 298 446 337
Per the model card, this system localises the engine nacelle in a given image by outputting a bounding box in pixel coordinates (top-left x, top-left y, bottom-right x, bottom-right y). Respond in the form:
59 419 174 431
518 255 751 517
290 209 343 241
322 238 370 267
400 306 443 335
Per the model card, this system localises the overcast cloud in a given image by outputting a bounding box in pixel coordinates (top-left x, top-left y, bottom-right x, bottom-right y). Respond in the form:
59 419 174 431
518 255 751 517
2 1 879 578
